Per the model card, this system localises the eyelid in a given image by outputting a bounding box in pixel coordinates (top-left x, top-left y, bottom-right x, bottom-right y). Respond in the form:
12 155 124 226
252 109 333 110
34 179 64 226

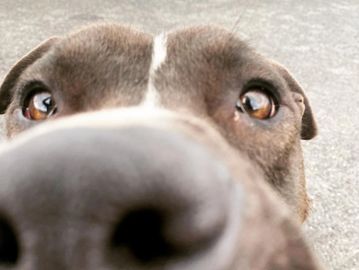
18 80 50 107
242 78 281 102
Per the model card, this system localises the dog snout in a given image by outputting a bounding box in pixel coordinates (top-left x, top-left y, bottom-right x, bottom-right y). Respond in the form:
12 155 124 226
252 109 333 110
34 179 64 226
0 124 245 269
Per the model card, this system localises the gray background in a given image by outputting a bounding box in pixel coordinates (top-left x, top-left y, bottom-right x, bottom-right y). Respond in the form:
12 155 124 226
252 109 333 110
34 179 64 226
0 1 358 269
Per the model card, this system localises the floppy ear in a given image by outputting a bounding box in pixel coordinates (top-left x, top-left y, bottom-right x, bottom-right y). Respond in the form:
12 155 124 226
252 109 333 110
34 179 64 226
272 62 318 140
0 37 59 114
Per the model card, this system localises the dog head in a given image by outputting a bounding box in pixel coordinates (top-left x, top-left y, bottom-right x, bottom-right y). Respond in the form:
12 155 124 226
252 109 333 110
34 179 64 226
0 24 319 269
0 24 317 219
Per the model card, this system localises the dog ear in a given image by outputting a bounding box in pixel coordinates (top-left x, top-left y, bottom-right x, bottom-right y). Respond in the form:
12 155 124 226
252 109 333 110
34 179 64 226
272 62 317 140
0 37 59 114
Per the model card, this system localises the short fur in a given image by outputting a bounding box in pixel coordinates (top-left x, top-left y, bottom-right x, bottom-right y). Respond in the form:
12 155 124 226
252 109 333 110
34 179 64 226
0 24 317 221
0 23 322 269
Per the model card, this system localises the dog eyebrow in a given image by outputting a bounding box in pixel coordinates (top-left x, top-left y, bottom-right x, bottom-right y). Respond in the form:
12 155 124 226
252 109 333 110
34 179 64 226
142 33 168 107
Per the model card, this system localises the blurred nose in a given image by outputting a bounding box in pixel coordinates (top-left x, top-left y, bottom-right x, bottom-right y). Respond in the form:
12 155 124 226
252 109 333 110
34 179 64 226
0 125 244 269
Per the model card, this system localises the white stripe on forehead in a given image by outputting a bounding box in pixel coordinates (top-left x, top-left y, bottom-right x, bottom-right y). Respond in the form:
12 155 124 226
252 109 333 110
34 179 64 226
141 33 168 107
150 33 168 71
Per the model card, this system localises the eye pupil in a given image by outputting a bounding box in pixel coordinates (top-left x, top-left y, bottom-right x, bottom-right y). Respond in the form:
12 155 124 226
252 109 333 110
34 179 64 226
237 88 277 119
33 94 51 113
23 91 57 121
242 92 269 112
243 94 260 111
43 97 53 108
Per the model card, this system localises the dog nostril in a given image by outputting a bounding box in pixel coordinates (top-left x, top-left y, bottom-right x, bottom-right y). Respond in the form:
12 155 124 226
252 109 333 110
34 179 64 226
111 208 175 263
0 217 20 265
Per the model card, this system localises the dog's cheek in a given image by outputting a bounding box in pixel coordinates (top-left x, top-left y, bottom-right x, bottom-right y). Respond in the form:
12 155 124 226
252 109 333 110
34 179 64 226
209 104 310 217
212 105 298 155
5 118 19 138
4 107 34 138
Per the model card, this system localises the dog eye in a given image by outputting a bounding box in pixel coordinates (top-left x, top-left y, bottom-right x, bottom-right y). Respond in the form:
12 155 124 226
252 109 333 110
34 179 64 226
23 91 57 121
236 88 277 119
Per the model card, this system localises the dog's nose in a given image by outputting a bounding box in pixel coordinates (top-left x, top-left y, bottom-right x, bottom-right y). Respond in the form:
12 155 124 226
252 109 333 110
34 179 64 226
0 126 243 269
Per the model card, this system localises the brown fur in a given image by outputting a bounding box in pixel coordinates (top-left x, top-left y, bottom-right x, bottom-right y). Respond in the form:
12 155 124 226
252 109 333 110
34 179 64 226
0 23 321 269
0 24 316 221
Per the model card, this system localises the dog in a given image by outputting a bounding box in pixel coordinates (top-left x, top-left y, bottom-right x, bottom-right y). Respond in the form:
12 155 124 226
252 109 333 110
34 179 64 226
0 24 320 269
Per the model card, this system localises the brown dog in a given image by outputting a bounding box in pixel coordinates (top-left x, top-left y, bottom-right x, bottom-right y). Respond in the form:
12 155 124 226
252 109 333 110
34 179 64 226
0 24 319 269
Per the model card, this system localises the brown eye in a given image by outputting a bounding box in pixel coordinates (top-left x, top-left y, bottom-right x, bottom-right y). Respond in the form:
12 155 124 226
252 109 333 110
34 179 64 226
236 89 277 119
23 91 57 121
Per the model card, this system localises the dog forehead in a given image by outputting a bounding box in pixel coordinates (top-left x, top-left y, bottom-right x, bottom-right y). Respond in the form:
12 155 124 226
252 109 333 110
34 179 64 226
26 24 262 85
57 24 153 56
55 25 253 64
172 25 246 46
165 26 255 65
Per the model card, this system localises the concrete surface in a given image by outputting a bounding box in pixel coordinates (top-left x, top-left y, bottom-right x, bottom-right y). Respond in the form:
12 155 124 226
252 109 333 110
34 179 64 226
0 0 358 269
